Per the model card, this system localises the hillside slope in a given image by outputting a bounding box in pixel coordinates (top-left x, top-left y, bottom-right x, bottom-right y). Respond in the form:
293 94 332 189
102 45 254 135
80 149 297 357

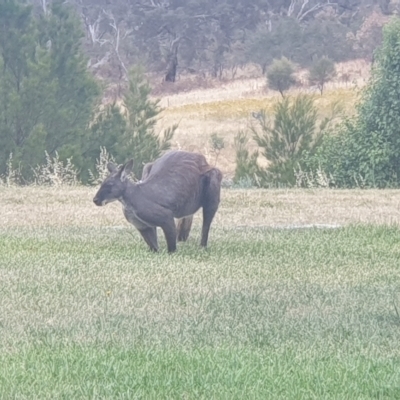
155 60 370 177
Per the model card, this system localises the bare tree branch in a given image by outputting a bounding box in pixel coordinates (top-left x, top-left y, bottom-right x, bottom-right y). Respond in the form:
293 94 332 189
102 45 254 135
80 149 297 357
87 14 103 44
296 0 310 20
286 0 336 22
90 51 111 70
297 0 336 22
287 0 296 17
41 0 47 15
102 9 128 77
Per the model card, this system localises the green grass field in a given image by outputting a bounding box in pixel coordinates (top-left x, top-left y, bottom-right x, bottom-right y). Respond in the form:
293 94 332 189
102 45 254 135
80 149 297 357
1 187 400 398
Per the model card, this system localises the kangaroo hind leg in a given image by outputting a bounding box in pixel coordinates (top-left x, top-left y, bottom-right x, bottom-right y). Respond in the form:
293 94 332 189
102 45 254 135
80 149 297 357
160 217 178 253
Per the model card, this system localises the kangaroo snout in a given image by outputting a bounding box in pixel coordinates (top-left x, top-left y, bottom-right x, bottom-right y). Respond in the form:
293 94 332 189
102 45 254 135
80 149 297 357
93 197 102 206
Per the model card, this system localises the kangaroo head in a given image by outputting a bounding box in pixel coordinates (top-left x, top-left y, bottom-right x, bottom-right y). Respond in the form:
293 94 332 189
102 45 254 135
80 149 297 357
93 160 133 206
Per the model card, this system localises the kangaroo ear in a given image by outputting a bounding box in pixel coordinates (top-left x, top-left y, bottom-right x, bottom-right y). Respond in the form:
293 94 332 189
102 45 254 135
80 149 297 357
120 159 134 181
107 162 117 173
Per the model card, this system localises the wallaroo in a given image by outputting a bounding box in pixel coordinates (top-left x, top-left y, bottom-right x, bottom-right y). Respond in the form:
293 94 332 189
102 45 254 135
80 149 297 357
93 150 223 253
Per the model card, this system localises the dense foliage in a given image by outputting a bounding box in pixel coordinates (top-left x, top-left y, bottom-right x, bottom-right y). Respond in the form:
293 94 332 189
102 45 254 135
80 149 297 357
305 17 400 188
1 0 399 187
235 17 400 189
0 0 175 183
0 0 99 178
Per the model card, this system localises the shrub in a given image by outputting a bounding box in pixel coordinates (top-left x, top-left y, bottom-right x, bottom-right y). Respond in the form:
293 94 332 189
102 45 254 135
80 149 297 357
253 95 333 186
32 152 79 186
234 95 339 187
266 58 296 97
209 133 225 166
303 117 392 188
0 154 22 187
88 147 116 186
308 57 336 95
304 17 400 188
233 130 260 186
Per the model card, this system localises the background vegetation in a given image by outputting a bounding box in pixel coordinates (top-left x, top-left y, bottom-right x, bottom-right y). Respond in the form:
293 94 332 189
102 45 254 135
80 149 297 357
233 17 400 188
299 18 400 188
1 0 399 188
25 0 392 83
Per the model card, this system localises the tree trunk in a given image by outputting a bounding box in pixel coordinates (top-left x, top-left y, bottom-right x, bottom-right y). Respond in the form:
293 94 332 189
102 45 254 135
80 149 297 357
165 53 178 82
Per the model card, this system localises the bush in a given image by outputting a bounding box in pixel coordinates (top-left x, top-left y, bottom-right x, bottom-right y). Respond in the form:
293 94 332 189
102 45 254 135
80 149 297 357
32 152 79 186
304 17 400 188
233 130 260 185
266 58 296 97
209 133 225 166
0 154 22 187
308 57 336 95
234 95 337 187
88 147 116 186
255 95 333 186
303 116 393 188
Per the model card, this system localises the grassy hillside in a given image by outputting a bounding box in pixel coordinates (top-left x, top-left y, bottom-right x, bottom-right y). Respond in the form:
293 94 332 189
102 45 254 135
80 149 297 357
153 60 369 177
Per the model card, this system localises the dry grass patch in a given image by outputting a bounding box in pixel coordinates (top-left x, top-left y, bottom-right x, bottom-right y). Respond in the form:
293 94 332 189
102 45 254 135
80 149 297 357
157 87 360 176
2 187 399 229
152 59 370 176
104 60 370 176
155 59 370 107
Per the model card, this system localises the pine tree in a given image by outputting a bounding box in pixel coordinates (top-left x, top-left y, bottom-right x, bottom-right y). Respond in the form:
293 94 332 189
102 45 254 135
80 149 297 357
36 0 99 168
0 0 47 171
0 0 99 178
88 65 177 180
250 95 327 185
121 65 177 178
